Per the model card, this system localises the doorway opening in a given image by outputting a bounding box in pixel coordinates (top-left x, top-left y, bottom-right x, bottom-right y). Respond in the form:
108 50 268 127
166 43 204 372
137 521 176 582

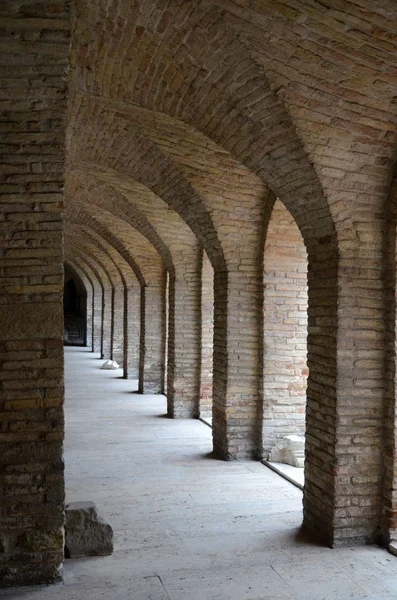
200 251 214 426
262 200 308 488
64 265 87 346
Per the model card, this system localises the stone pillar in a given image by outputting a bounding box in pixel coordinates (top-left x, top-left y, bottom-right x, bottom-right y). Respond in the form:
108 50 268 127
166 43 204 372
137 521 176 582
383 193 397 543
167 250 201 418
212 265 263 460
91 278 103 354
302 237 339 547
200 251 214 421
111 286 124 365
101 286 113 360
0 0 71 587
123 286 141 379
139 277 166 394
85 280 94 349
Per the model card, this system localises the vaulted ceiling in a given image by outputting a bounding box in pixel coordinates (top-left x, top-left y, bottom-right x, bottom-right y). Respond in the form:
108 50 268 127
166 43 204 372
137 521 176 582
65 0 397 277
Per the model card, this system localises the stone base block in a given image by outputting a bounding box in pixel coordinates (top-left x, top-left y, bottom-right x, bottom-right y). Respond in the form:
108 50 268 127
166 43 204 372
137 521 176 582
65 501 113 558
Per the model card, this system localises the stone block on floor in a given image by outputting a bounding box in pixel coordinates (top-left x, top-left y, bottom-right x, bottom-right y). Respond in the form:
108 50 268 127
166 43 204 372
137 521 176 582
65 501 113 558
269 435 305 468
101 360 120 370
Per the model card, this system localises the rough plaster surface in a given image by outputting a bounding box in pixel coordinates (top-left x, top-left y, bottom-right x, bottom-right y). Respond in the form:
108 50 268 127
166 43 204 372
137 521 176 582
3 348 397 599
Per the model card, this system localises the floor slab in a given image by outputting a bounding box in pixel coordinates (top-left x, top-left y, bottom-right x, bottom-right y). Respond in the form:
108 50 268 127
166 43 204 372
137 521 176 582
3 347 397 599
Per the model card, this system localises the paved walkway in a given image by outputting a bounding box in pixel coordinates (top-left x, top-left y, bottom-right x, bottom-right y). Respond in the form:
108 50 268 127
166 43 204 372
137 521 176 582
4 347 397 599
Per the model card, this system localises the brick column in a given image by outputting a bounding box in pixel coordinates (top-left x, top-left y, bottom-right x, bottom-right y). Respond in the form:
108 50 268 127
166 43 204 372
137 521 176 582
302 211 386 548
0 0 70 587
212 265 263 460
78 273 93 349
302 237 339 546
88 271 103 354
383 194 397 543
124 286 141 379
84 279 94 349
139 276 166 394
167 250 201 418
101 287 113 360
111 286 124 365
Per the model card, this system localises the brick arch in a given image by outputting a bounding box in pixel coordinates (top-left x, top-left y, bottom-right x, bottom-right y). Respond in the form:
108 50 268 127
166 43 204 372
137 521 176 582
70 74 340 493
67 170 208 416
68 191 205 416
67 200 164 281
63 262 90 346
68 0 397 548
70 2 337 244
66 207 168 392
65 255 104 353
64 262 88 297
66 170 176 276
68 99 227 271
66 210 141 289
64 230 121 361
66 218 139 371
66 205 150 287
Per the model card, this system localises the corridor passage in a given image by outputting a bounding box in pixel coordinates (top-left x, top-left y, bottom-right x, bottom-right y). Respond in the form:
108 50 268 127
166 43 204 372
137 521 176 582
5 347 397 599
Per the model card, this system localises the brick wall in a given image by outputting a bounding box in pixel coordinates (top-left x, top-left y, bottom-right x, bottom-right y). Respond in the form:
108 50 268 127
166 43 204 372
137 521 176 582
139 274 167 394
167 249 202 419
382 180 397 542
262 200 308 457
124 285 140 379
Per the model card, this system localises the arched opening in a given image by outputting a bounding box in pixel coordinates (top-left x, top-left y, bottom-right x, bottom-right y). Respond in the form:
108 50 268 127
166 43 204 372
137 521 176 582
262 200 308 487
63 265 88 346
200 250 214 425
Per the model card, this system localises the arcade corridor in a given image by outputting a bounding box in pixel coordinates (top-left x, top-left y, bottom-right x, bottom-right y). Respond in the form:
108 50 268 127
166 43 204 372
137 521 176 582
3 1 397 590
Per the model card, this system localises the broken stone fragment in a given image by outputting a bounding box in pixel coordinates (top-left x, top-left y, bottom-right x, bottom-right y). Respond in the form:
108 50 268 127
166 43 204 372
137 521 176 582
269 435 305 468
389 540 397 557
64 501 113 558
101 359 119 370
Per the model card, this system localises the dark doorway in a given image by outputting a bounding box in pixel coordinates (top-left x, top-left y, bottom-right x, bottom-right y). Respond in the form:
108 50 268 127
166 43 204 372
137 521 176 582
64 265 87 346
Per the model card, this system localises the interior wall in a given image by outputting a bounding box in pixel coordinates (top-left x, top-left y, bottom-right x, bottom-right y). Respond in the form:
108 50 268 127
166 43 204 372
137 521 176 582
262 200 308 458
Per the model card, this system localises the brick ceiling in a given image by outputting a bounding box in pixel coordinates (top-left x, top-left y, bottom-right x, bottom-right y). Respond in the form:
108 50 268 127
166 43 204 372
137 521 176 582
65 0 397 272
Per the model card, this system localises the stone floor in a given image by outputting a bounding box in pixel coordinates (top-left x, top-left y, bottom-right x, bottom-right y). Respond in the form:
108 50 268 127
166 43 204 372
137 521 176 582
4 346 397 599
266 462 304 490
